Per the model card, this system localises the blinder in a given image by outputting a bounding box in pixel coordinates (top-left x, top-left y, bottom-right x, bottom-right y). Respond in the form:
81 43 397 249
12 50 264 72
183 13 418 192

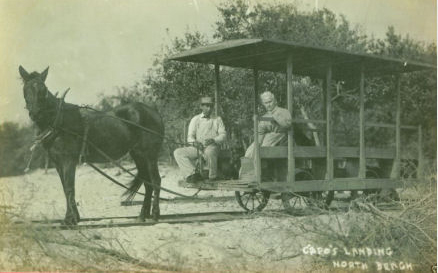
24 79 52 121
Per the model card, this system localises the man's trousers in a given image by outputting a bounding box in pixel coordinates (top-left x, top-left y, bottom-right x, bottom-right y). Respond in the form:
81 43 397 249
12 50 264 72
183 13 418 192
173 145 219 179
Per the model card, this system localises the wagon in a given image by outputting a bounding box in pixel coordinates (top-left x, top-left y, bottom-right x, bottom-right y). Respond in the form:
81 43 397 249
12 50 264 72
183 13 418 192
169 39 435 212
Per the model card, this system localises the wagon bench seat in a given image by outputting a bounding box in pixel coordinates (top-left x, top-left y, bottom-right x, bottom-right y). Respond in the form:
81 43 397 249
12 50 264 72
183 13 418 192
260 146 415 159
258 178 416 193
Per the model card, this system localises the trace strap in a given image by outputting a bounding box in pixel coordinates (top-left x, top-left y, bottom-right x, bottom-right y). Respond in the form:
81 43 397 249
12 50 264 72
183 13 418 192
79 119 89 165
58 126 199 200
86 162 171 201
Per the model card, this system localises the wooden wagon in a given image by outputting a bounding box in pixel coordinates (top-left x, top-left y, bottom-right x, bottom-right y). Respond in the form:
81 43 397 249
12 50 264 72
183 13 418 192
170 39 435 212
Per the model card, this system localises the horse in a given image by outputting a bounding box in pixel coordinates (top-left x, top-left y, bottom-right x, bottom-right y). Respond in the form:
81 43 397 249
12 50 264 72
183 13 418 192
19 66 164 225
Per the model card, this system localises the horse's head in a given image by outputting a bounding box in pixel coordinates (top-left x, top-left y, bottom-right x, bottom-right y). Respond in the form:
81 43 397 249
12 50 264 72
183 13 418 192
19 66 53 122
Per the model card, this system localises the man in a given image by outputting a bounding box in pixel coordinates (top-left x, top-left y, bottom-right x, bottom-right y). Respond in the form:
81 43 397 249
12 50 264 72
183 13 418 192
174 96 226 182
244 91 292 158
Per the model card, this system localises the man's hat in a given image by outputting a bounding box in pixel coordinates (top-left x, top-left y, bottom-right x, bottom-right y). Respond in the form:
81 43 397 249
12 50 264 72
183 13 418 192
200 96 214 105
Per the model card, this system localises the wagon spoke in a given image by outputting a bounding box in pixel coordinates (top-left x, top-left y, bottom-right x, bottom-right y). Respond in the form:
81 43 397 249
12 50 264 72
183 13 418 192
254 194 262 205
292 196 298 208
244 195 250 207
235 191 270 213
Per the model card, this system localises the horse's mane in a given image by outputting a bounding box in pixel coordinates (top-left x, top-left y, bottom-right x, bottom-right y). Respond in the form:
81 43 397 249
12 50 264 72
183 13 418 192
20 71 43 84
28 72 41 78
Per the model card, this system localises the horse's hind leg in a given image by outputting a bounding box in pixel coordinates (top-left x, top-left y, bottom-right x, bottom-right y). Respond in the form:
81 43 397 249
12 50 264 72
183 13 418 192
130 151 152 221
147 159 161 221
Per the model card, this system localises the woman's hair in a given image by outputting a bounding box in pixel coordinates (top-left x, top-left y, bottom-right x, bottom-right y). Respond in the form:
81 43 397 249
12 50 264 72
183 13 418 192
260 91 275 101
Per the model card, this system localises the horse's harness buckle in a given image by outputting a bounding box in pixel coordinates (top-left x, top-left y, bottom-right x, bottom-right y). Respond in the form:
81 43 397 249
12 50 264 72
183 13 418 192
30 129 54 151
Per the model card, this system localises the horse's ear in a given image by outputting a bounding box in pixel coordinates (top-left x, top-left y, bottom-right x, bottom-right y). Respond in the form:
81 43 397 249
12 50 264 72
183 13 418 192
19 65 30 81
41 66 49 82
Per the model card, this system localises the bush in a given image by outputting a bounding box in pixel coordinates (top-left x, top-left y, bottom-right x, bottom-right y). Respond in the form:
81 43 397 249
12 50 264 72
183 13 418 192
0 122 48 177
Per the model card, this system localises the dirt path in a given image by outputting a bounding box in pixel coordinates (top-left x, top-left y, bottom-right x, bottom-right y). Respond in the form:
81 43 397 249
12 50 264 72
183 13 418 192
0 163 319 272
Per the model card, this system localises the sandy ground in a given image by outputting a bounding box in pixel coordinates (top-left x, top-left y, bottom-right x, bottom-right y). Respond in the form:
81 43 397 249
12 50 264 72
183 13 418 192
0 163 333 272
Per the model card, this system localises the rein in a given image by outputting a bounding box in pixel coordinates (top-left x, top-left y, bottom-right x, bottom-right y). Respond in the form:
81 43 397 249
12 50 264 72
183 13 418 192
26 93 204 200
25 88 70 172
79 105 188 147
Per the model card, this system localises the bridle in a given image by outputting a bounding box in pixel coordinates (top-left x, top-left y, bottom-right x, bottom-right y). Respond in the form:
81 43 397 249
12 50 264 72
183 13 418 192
28 88 70 150
24 80 58 123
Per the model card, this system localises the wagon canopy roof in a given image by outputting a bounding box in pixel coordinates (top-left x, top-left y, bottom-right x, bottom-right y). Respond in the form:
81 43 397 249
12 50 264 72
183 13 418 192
169 39 436 80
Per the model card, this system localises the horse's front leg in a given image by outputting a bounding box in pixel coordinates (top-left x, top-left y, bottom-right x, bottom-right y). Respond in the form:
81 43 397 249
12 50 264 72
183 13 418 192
55 158 80 225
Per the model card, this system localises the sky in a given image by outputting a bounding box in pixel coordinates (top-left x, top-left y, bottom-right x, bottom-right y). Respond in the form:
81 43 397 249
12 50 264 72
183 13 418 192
0 0 436 125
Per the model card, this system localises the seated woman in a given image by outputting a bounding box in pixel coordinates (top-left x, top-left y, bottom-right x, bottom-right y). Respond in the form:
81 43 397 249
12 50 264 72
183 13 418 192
244 91 292 158
241 91 313 180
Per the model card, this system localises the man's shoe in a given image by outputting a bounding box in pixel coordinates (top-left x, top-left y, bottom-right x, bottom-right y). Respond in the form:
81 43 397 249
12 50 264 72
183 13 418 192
186 173 203 183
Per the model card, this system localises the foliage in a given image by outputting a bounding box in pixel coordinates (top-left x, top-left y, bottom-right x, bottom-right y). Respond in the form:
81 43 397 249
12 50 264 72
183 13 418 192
0 122 47 177
95 84 155 111
344 28 437 155
214 0 368 52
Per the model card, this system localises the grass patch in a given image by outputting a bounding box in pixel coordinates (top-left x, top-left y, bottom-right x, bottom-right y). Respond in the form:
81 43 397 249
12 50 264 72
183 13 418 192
296 177 436 272
0 204 176 272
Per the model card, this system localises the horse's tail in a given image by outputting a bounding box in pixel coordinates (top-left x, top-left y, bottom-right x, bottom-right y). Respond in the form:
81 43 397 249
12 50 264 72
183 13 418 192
123 177 143 201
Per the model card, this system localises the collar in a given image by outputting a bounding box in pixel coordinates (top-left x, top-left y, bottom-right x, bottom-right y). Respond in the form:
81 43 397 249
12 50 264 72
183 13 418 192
200 112 214 119
267 106 278 114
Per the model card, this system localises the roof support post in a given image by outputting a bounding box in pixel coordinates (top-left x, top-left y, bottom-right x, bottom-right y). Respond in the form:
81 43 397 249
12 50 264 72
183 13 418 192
358 65 366 179
287 54 295 185
417 125 424 179
321 79 327 145
214 63 220 116
391 74 401 179
183 120 188 145
325 64 333 180
253 68 261 185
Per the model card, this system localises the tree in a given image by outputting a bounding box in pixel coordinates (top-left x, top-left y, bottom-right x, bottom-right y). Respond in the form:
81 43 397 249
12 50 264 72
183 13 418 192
214 0 367 52
97 0 436 160
0 122 46 177
363 27 436 157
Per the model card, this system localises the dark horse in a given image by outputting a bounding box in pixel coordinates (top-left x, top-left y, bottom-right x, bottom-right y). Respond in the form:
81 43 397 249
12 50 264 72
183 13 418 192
19 66 164 225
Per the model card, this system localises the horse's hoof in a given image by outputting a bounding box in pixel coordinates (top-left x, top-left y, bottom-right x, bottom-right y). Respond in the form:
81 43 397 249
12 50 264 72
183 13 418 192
62 219 78 226
152 214 160 222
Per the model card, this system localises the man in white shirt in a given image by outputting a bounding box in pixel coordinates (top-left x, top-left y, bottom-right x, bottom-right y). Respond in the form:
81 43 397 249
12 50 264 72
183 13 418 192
174 97 226 182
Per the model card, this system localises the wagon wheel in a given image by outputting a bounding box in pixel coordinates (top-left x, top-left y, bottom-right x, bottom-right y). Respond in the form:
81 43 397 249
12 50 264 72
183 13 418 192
281 171 313 213
281 171 334 212
281 192 312 212
307 190 334 209
361 169 399 202
235 190 270 212
281 191 334 212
